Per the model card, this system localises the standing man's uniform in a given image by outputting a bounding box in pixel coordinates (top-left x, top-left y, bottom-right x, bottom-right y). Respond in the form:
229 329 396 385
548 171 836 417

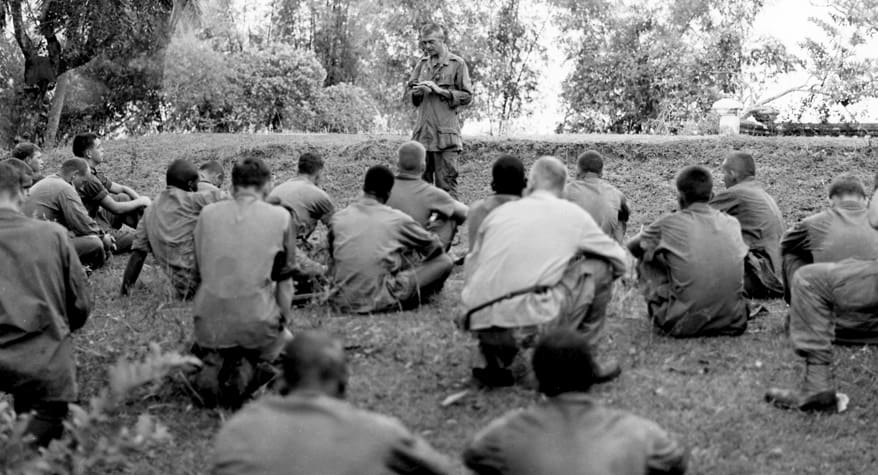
564 173 629 243
24 174 108 269
710 178 785 298
780 201 878 302
132 187 227 299
212 392 452 475
463 393 688 475
387 171 464 249
630 203 749 337
0 209 92 446
463 191 627 372
329 196 451 313
405 52 472 198
192 190 296 360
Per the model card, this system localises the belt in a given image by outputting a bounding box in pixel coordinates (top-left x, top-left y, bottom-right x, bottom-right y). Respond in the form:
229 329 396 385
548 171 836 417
461 284 551 331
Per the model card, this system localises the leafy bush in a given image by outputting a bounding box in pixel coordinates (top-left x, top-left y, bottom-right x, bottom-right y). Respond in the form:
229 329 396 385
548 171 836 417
231 43 326 132
0 344 199 475
310 83 379 133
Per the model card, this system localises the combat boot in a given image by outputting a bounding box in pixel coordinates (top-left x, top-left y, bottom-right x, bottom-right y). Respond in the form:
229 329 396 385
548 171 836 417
765 362 837 411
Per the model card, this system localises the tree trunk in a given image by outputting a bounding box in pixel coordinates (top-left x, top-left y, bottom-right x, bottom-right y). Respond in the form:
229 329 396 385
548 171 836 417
43 72 71 148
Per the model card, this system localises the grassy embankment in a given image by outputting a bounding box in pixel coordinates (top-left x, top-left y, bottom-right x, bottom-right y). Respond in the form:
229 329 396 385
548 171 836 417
32 133 878 474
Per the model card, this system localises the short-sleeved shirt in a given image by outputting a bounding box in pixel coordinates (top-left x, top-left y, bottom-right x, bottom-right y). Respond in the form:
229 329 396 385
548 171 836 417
564 174 628 242
23 174 102 237
467 194 520 247
75 165 113 218
329 197 443 313
268 177 335 238
405 51 473 152
463 393 687 475
0 209 92 402
132 187 227 299
386 173 457 226
463 191 628 330
212 392 451 475
637 203 749 336
781 201 878 265
193 191 296 350
709 178 785 276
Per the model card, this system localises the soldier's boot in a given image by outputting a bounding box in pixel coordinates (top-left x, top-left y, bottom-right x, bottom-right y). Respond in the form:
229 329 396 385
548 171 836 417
765 362 837 411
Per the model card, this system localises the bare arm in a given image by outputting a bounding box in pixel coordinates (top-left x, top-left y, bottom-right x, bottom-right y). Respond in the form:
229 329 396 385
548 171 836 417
99 194 150 215
108 182 140 199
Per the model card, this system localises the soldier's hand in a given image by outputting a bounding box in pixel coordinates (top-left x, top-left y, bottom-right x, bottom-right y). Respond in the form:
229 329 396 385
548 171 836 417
102 234 116 253
419 80 441 92
137 196 152 208
412 84 431 95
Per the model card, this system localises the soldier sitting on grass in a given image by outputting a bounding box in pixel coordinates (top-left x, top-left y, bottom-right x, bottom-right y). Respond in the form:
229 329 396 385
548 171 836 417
73 133 152 254
467 154 526 250
187 156 296 409
267 152 335 300
463 330 688 475
198 160 225 192
120 159 227 300
387 141 468 251
211 330 452 475
0 161 92 447
329 165 454 313
627 165 750 337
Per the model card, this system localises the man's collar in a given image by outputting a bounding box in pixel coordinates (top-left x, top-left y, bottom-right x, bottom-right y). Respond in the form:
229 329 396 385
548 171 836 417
0 206 22 216
528 189 560 200
684 202 712 212
233 189 263 201
396 171 421 180
550 392 599 405
576 172 601 181
836 200 867 211
358 195 381 205
430 49 450 66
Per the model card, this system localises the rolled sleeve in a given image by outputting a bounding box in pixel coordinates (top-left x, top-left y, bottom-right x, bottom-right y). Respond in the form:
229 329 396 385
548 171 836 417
449 60 473 108
78 175 109 207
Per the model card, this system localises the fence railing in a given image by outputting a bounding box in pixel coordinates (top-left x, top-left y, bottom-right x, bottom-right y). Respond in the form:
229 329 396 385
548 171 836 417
740 121 878 137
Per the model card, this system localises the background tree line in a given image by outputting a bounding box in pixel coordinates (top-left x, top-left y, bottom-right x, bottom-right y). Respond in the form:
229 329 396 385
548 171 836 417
1 0 876 147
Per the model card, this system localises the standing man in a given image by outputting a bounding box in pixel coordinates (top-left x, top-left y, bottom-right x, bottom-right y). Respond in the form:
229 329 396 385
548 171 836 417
404 22 473 199
0 161 92 447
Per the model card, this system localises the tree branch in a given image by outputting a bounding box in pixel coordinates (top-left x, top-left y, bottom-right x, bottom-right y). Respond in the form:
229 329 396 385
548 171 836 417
8 0 34 59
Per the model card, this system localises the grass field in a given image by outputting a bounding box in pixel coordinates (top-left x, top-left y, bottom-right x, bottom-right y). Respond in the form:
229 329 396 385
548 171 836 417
26 133 878 474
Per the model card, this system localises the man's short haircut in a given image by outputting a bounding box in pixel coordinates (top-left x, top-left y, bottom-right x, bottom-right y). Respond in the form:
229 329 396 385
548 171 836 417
363 165 395 198
492 154 526 195
532 330 597 397
61 158 90 177
281 330 348 394
577 150 604 175
167 159 199 189
724 151 756 178
199 160 224 177
72 133 99 158
1 158 33 189
297 152 325 175
12 142 40 161
530 156 567 192
828 173 866 199
231 156 271 189
397 141 426 173
419 22 445 39
676 165 713 204
0 161 24 195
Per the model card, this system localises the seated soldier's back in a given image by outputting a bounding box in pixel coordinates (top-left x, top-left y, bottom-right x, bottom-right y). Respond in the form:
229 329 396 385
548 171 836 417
803 203 878 262
212 394 437 475
711 179 784 248
330 198 428 312
564 177 624 237
387 174 456 226
193 196 293 348
268 178 334 237
22 175 71 223
463 394 685 475
646 204 748 336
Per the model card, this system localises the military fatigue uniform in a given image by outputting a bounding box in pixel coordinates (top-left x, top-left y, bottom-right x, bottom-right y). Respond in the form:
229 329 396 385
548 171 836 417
710 177 785 298
564 174 630 243
780 201 878 302
405 51 473 198
387 172 461 249
464 393 688 475
632 203 749 337
76 165 142 253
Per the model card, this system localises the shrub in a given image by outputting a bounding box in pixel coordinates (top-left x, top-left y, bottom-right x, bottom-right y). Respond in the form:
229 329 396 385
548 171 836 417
310 83 380 133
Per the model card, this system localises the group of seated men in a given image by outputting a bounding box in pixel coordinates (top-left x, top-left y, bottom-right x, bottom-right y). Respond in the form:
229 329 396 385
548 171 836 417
3 133 878 472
